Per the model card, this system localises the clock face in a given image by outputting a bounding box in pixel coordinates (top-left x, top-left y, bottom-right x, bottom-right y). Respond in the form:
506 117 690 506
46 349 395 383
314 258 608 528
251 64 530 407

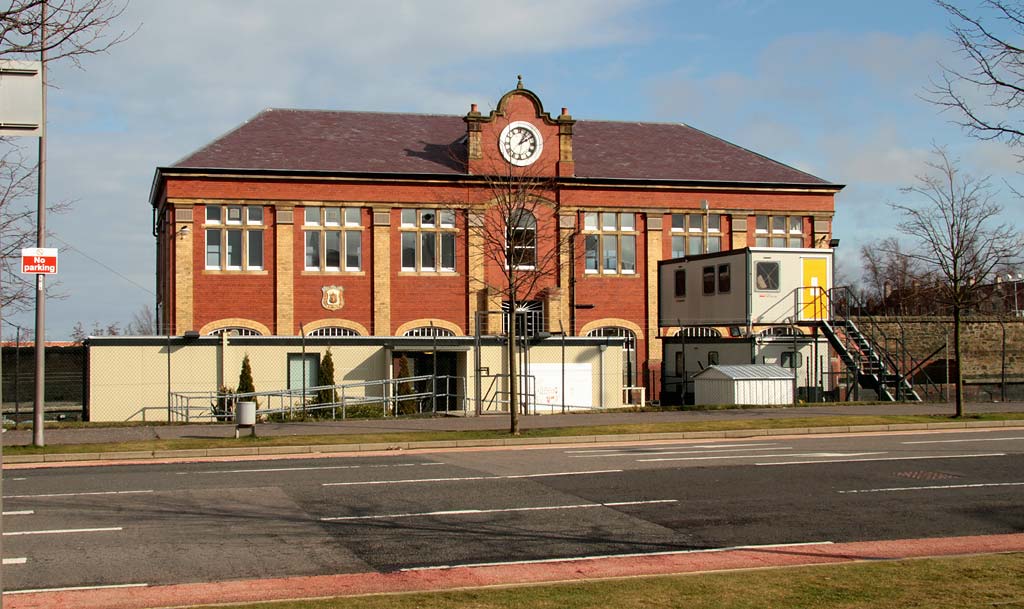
499 121 544 166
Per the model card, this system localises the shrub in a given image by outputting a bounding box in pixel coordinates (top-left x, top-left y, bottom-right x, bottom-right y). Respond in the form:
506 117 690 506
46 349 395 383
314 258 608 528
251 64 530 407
211 386 235 421
316 349 336 404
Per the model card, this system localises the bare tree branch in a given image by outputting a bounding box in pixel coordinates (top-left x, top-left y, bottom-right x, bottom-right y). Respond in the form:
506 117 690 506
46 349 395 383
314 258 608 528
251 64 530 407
0 0 132 66
891 145 1024 415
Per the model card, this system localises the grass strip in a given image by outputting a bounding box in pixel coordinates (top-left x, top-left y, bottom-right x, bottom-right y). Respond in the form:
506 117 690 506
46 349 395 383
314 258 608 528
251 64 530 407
5 413 1023 456
192 553 1024 609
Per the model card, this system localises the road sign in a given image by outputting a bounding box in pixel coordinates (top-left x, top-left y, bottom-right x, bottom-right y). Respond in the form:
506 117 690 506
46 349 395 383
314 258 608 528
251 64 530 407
21 248 57 274
0 61 43 137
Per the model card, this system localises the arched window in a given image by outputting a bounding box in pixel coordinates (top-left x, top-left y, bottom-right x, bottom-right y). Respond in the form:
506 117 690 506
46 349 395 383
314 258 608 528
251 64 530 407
586 326 637 387
307 326 360 337
502 301 544 337
759 326 802 337
675 327 722 338
403 326 455 337
207 327 262 337
507 210 536 269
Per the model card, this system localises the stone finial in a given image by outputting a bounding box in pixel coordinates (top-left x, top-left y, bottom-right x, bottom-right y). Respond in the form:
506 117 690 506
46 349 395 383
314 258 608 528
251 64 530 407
517 74 523 89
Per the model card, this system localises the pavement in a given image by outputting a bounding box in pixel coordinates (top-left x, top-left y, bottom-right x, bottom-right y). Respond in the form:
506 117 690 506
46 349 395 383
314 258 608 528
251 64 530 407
5 401 1024 449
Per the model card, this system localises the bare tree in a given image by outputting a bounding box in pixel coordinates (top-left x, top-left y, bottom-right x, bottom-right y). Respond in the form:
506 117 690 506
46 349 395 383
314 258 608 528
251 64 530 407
126 303 155 335
861 237 935 315
1 0 131 63
457 159 572 435
928 1 1024 155
0 1 131 313
892 147 1023 416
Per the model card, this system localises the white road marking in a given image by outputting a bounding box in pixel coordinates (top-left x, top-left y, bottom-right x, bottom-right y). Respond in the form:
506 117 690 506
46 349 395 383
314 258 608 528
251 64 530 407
839 481 1024 494
2 510 34 516
758 453 1006 466
565 443 781 454
639 452 883 463
8 477 26 481
6 583 148 595
177 462 445 475
3 527 122 536
2 558 27 565
4 490 153 499
399 541 835 571
323 499 678 521
571 446 792 458
901 437 1024 445
323 469 623 487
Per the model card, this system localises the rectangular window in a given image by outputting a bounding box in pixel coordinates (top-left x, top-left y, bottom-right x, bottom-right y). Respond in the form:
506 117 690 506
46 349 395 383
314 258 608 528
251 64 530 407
674 269 686 298
755 215 804 248
226 229 242 269
781 351 803 369
345 231 361 270
708 351 720 365
401 232 416 270
671 236 685 259
583 211 637 275
305 231 320 269
400 208 458 273
702 266 715 295
440 233 455 270
324 231 341 269
756 261 780 291
420 231 436 270
672 212 725 255
324 208 341 226
206 229 221 269
304 207 363 271
718 264 731 293
204 205 266 271
248 231 263 269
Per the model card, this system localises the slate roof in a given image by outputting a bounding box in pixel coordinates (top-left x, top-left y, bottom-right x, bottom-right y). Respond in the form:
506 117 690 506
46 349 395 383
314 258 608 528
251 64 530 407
170 108 834 186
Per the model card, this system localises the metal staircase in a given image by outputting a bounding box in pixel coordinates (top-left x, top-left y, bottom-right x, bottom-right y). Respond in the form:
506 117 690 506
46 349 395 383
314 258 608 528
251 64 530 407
820 318 921 401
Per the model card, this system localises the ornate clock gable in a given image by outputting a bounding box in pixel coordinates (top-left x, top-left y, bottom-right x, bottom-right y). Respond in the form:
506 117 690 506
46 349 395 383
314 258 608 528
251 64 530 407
464 77 575 177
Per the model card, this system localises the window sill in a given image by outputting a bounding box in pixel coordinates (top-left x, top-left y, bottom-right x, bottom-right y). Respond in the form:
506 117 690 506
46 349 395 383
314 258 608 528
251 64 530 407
301 270 366 276
202 269 269 275
397 270 461 277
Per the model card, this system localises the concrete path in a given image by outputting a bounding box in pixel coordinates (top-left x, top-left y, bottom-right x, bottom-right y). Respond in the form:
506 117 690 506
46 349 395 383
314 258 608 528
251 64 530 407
4 401 1024 447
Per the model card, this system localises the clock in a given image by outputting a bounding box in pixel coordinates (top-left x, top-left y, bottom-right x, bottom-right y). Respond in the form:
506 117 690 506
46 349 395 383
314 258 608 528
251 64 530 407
499 121 544 166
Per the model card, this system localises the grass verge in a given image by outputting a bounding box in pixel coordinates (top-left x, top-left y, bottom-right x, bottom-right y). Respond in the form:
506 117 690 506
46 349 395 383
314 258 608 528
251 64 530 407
4 412 1023 456
192 553 1024 609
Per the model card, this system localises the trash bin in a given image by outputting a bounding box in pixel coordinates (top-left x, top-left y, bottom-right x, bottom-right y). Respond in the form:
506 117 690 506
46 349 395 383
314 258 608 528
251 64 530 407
235 401 256 437
236 401 256 426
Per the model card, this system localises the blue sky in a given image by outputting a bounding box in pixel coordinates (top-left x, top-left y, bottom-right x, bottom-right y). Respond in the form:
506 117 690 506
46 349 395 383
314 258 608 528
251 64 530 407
7 0 1022 338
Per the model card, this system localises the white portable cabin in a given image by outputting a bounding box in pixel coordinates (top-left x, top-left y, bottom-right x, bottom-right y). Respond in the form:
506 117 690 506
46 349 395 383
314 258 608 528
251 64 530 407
693 364 794 406
657 247 833 328
657 248 834 404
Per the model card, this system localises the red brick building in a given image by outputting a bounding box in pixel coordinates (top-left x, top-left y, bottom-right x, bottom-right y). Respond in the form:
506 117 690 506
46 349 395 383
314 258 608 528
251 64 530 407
150 81 841 398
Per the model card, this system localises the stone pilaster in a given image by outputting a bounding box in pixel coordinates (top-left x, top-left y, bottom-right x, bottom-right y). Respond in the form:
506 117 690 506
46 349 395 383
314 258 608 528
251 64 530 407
467 210 487 332
645 213 663 362
174 205 194 333
373 209 392 336
275 206 294 335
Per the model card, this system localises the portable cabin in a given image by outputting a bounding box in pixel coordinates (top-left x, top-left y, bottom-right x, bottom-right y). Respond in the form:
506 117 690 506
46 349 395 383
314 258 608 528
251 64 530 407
657 248 833 404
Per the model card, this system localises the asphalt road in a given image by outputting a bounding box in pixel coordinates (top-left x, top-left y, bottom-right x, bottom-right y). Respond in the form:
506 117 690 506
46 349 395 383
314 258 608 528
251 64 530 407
3 427 1024 593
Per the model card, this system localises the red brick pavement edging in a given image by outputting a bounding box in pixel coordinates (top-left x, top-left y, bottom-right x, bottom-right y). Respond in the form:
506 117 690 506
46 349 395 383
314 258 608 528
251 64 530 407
8 533 1024 609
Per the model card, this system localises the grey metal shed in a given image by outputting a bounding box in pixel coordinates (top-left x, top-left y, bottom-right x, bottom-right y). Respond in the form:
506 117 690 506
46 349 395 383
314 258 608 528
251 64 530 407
693 364 794 406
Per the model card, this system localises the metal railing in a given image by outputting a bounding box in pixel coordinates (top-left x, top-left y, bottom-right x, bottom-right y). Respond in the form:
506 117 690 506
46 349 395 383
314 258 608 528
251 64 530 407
127 374 465 423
